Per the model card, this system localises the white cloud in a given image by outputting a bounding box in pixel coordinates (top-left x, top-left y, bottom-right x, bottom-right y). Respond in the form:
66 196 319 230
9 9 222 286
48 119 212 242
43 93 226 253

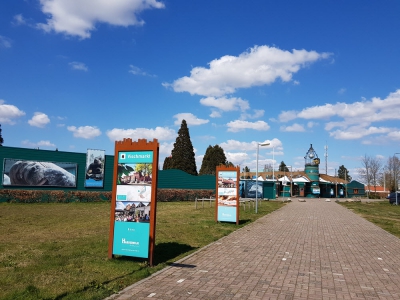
226 120 270 132
37 0 165 39
67 125 101 139
278 89 400 140
278 110 298 122
240 109 265 120
173 113 209 126
22 140 56 148
106 126 175 142
280 123 305 132
69 61 88 71
0 36 12 48
200 96 249 112
288 90 400 124
225 152 249 165
159 142 174 156
13 14 26 26
329 126 392 140
338 88 346 95
209 110 221 118
220 140 259 151
28 112 50 128
219 138 283 170
307 121 318 128
129 65 155 77
388 131 400 140
165 45 331 97
0 100 25 124
297 104 337 119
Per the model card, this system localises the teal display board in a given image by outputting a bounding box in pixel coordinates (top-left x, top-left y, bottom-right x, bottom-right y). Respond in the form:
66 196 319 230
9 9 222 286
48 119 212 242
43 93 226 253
109 139 159 266
112 150 153 258
216 167 239 224
112 222 150 258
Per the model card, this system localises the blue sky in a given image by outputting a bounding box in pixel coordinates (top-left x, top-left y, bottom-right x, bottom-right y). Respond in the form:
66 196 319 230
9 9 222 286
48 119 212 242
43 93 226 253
1 0 400 179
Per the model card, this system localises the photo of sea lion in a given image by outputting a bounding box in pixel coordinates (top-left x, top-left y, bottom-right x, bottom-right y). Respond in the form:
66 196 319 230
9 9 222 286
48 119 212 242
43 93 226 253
6 160 76 187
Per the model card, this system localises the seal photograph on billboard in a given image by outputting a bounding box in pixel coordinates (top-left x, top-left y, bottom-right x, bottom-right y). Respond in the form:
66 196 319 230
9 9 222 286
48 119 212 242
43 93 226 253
3 158 76 187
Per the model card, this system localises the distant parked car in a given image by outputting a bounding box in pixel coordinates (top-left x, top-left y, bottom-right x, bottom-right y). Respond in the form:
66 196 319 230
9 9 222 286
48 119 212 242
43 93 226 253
386 192 400 204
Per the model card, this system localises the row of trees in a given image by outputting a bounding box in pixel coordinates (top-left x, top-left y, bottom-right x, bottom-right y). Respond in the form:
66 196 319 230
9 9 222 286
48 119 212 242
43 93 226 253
162 120 233 176
359 154 400 194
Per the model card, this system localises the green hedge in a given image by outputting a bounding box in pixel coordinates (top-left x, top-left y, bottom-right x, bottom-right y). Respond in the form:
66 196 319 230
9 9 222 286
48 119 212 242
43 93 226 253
0 190 112 203
156 189 214 202
0 189 214 203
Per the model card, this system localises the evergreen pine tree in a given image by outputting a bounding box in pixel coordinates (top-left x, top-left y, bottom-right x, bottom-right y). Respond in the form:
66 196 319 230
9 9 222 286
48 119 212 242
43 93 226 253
163 156 173 170
170 120 198 175
199 145 227 175
279 161 289 172
338 165 352 181
0 124 3 146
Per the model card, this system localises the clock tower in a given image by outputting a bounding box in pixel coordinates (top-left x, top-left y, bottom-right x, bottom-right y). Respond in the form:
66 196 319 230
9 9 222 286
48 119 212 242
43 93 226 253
304 144 321 197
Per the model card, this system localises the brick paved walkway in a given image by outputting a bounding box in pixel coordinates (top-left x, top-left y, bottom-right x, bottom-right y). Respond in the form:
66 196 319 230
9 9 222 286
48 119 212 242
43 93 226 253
106 200 400 299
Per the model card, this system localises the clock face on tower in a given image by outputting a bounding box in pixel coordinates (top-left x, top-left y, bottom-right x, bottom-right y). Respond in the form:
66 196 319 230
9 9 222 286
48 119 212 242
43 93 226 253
313 158 320 165
309 153 314 158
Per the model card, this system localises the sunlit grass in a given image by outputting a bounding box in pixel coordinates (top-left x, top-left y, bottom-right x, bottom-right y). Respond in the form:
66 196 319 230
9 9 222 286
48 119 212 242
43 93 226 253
339 200 400 238
0 200 284 299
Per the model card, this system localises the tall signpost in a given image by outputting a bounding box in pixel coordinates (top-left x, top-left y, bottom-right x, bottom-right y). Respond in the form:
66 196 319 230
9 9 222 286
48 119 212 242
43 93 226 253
108 138 159 266
215 165 240 225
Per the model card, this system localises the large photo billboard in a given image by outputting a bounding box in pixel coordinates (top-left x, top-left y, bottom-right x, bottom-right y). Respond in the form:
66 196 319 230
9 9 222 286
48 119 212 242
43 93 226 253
2 158 77 187
85 149 105 188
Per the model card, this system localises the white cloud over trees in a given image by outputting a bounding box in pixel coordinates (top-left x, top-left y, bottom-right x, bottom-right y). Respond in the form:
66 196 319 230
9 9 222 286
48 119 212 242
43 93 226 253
278 89 400 140
173 113 209 126
0 100 25 124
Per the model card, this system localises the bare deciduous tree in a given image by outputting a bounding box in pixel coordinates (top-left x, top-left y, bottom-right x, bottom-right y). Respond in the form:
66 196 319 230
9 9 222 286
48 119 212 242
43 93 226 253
385 155 400 192
358 155 372 197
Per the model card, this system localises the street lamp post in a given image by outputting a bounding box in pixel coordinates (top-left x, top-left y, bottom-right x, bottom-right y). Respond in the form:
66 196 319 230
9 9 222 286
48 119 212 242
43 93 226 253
272 146 275 198
395 153 400 205
256 142 270 213
286 165 293 197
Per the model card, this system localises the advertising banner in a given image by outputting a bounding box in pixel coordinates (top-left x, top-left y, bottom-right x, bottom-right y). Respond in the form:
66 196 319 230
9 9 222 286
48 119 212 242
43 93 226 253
2 158 76 187
216 167 239 224
85 149 105 188
108 139 159 266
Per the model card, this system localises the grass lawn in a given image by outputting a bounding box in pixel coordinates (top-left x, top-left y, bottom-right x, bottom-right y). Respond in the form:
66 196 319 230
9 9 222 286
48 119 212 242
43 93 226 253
339 200 400 238
0 200 284 300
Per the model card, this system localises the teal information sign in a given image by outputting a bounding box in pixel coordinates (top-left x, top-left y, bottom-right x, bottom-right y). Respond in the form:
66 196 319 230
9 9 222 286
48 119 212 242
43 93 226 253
217 206 236 222
217 170 238 223
113 150 154 259
118 151 153 163
113 222 150 258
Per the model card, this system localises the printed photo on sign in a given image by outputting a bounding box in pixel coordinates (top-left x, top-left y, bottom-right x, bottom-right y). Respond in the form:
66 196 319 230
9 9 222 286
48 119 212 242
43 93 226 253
85 149 105 187
217 195 237 206
2 158 76 187
218 171 237 189
114 201 150 223
116 184 151 202
117 163 152 185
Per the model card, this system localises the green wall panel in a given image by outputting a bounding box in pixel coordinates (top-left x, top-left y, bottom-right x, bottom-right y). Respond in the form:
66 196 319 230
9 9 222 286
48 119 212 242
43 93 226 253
157 169 215 190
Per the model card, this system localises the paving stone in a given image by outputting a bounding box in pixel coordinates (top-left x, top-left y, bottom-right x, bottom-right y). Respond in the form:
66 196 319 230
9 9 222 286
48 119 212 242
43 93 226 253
105 200 400 299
